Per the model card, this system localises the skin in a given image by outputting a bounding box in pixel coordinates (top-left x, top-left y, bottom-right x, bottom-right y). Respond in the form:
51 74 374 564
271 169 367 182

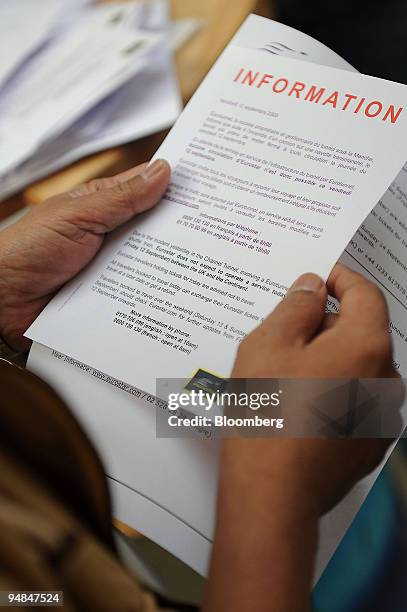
0 159 170 350
204 270 401 612
0 159 401 610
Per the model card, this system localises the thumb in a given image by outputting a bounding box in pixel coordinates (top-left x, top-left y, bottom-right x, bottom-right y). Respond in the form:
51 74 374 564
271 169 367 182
262 273 327 347
72 159 171 233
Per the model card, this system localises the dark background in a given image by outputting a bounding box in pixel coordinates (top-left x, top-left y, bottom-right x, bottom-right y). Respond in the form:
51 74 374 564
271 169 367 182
276 0 407 83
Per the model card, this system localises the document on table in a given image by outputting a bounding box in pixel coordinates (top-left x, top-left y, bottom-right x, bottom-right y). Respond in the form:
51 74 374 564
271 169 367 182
0 0 87 90
27 15 407 396
0 0 191 201
0 2 165 175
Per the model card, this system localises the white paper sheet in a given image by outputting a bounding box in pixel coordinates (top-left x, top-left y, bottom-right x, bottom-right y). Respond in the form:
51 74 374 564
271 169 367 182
0 1 192 201
0 0 87 90
27 341 390 582
0 2 165 175
28 342 218 576
27 15 407 396
26 15 407 585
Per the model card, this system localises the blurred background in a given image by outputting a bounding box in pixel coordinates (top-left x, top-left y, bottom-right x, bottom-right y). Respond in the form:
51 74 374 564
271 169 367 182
277 0 407 83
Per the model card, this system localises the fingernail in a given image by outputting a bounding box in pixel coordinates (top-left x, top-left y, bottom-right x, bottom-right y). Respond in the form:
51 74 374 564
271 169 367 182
289 273 324 293
142 159 167 181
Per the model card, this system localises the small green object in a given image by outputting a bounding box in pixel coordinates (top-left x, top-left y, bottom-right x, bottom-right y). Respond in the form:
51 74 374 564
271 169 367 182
122 41 145 56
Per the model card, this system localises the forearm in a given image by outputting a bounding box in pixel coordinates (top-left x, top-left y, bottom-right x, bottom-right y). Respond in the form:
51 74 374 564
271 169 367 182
203 442 318 612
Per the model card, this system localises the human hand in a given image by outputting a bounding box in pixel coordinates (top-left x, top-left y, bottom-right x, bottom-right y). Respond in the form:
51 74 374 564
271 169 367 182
204 266 402 612
0 159 170 351
229 264 402 518
233 263 396 379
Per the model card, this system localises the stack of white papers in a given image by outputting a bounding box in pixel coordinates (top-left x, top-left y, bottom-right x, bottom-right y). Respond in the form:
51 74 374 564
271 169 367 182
0 0 87 89
0 0 196 201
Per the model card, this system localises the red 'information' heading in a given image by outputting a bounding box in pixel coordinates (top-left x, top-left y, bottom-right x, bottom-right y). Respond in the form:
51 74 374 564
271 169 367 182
233 68 403 124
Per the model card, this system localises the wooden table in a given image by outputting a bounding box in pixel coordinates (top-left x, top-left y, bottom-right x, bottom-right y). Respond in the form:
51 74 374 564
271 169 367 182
0 0 272 222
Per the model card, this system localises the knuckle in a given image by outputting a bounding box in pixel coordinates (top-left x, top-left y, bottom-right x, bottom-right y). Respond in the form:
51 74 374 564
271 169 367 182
86 178 105 193
112 179 134 205
74 177 110 196
112 177 142 207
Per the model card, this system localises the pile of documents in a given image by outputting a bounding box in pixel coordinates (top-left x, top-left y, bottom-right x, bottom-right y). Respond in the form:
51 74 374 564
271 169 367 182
0 0 197 201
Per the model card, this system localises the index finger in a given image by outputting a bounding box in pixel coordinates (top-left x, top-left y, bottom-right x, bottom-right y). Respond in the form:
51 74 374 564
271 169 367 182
327 263 389 333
